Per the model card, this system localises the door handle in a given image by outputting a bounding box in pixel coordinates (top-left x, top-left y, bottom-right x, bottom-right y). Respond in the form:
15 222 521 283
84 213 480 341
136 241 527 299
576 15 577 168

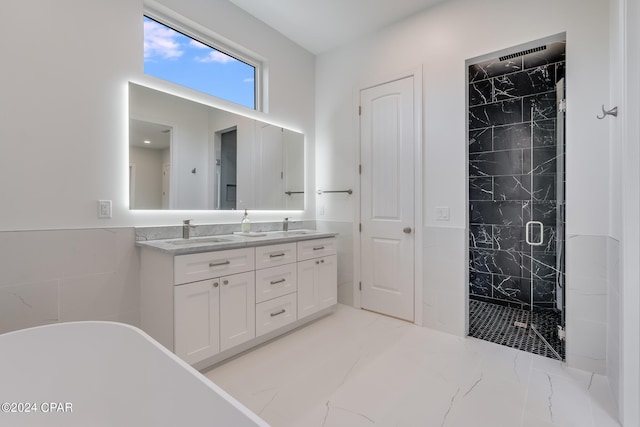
403 227 412 234
525 221 544 246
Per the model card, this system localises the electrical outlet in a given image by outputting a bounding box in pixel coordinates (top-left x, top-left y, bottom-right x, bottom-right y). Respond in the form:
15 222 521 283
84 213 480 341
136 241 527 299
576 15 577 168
436 207 450 221
98 200 112 218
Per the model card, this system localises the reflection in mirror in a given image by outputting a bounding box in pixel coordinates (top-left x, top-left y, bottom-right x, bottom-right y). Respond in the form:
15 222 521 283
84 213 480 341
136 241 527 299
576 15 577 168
218 129 237 210
129 119 172 209
129 83 304 210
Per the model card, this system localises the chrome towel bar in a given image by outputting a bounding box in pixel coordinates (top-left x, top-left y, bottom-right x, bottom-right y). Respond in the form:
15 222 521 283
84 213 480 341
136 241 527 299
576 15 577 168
316 189 352 195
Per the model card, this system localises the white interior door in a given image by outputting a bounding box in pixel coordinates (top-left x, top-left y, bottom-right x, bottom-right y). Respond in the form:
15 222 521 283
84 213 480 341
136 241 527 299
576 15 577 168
360 76 415 321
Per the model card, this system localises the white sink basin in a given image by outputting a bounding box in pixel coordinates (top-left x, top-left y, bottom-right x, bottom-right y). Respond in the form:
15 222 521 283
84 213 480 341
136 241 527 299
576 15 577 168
167 237 231 245
276 230 315 235
233 232 267 237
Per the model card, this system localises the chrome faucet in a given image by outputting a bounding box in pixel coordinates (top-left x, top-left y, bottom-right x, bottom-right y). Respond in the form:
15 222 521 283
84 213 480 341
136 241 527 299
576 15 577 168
183 219 194 239
283 217 289 232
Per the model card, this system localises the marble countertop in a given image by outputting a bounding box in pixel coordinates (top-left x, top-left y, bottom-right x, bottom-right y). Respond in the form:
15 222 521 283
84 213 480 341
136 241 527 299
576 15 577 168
136 230 338 255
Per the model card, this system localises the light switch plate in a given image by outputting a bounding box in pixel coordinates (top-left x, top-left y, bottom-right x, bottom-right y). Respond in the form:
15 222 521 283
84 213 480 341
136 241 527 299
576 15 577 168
436 207 450 221
98 200 112 218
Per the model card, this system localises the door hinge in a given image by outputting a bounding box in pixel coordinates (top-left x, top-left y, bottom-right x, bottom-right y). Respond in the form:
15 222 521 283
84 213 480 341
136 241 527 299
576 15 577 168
359 281 362 291
559 99 567 113
359 164 362 175
557 325 566 341
358 105 361 116
359 223 362 232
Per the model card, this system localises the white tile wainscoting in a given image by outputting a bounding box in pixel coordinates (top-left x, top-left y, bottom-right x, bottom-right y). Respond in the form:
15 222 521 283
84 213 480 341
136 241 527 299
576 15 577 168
0 228 140 334
566 234 612 374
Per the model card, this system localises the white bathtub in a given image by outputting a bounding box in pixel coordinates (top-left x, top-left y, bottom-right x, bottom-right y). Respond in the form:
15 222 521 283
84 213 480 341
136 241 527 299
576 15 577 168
0 321 269 426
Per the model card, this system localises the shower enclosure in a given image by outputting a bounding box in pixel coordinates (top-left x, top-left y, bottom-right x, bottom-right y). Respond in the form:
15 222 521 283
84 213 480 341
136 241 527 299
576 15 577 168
467 39 566 359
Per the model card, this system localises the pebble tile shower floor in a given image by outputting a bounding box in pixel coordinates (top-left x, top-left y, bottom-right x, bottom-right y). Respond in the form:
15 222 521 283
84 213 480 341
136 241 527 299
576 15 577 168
469 299 566 360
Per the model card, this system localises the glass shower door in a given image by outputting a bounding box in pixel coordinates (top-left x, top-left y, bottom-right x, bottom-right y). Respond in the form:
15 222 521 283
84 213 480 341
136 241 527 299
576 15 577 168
555 78 566 334
525 77 566 359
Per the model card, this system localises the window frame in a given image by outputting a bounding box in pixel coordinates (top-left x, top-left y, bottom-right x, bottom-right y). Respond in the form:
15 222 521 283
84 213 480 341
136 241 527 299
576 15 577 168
143 6 264 112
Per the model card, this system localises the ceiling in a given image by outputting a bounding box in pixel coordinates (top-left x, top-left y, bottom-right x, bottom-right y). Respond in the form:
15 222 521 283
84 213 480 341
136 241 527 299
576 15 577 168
228 0 447 55
130 119 171 150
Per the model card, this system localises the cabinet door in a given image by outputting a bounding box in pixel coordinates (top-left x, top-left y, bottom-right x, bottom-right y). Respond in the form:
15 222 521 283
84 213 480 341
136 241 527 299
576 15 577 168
297 258 319 319
298 256 338 320
317 255 338 310
220 271 256 351
174 279 220 364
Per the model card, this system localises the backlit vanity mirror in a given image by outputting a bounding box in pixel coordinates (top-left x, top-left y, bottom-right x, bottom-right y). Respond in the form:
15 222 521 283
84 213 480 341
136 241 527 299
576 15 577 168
128 82 304 210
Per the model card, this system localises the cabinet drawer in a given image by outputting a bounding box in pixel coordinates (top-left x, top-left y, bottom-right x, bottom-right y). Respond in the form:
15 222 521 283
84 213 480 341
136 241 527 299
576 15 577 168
174 248 255 285
255 263 297 303
255 293 297 337
255 243 297 269
297 237 337 261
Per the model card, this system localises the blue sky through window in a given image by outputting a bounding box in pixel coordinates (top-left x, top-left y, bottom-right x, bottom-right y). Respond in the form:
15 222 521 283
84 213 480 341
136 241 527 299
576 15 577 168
143 16 256 109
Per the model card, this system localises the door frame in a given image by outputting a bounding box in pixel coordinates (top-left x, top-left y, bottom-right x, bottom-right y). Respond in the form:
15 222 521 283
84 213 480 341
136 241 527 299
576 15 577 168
353 66 424 325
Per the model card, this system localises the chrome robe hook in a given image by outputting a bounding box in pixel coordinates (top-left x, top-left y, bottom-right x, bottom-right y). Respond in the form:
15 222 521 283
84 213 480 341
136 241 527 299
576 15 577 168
597 105 618 119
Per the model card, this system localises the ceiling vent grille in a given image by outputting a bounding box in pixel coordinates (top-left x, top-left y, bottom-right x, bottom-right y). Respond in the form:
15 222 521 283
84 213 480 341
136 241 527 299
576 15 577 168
499 45 547 61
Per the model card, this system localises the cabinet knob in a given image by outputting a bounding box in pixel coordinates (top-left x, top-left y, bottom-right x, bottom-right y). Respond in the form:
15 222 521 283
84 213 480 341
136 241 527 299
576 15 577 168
321 259 325 263
316 261 320 265
223 280 229 285
213 282 219 288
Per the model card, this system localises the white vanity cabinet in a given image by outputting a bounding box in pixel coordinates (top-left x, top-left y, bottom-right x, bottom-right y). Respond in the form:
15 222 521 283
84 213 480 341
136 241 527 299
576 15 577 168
254 242 298 337
139 233 337 369
297 238 338 319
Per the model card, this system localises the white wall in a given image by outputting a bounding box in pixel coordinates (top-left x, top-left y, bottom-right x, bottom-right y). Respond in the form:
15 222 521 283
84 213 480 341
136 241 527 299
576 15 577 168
316 0 611 370
130 146 163 209
0 0 315 334
613 0 640 423
0 0 316 231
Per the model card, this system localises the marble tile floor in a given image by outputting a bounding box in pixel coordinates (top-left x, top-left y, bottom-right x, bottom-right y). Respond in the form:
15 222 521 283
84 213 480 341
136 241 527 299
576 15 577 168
204 304 619 427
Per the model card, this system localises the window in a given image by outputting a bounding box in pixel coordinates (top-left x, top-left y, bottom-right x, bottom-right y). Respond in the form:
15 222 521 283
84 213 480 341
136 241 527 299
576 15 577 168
143 15 258 110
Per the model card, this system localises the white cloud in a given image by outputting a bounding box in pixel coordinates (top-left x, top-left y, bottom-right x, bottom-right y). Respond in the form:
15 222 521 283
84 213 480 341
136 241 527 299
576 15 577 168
195 50 237 64
144 20 183 60
188 39 209 49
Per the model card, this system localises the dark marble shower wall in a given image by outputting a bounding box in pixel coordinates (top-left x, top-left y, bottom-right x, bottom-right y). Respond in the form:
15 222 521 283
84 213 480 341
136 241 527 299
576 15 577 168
468 41 565 310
